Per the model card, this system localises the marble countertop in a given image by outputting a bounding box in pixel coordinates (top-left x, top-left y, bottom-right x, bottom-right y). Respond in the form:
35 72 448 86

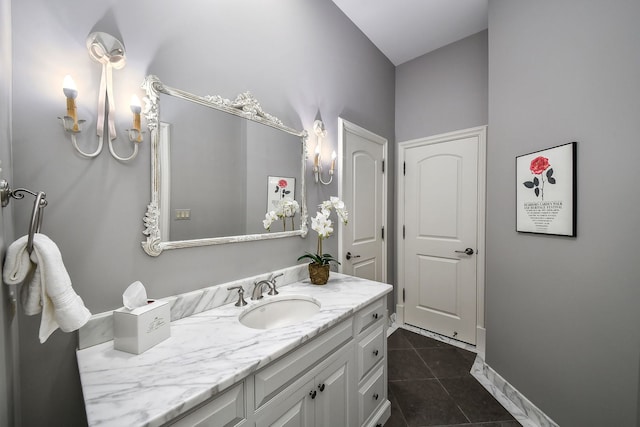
76 273 392 427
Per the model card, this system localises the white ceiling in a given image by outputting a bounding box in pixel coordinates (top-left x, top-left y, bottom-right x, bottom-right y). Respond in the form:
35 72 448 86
331 0 488 66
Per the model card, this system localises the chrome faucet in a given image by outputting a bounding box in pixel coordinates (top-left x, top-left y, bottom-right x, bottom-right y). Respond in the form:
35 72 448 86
251 280 274 300
251 273 284 300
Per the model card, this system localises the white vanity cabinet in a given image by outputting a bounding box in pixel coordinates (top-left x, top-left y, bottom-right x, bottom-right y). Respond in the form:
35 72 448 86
157 296 389 427
355 298 389 427
167 382 246 427
255 342 355 426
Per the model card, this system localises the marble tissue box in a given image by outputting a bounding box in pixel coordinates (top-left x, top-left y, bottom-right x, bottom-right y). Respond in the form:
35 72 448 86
113 300 170 354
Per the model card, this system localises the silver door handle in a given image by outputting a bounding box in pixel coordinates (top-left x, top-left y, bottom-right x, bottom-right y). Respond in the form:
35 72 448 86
454 248 474 255
346 252 360 260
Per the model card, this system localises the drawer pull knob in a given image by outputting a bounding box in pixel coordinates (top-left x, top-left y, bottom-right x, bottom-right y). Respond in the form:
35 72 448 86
372 313 379 319
373 349 379 356
376 424 382 427
318 383 325 392
373 393 379 400
309 390 317 399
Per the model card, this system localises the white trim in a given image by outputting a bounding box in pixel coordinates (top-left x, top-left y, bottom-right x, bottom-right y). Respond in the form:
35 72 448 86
158 122 171 239
396 125 487 346
337 118 388 283
476 326 486 360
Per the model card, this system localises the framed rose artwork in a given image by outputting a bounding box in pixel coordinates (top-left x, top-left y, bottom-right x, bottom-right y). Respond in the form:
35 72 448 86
267 176 296 211
516 142 577 236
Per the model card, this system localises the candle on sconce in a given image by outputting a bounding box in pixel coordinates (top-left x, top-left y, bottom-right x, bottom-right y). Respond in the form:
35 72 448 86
330 150 337 173
314 145 320 168
130 95 142 142
62 75 79 131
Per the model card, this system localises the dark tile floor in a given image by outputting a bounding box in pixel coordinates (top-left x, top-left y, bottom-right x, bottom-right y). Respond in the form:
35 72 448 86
385 328 521 427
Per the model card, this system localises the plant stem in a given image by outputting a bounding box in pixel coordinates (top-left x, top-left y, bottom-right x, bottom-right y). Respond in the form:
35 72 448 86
317 236 323 261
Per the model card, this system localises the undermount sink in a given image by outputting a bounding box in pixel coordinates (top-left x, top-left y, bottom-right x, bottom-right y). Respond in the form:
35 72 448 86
239 295 321 330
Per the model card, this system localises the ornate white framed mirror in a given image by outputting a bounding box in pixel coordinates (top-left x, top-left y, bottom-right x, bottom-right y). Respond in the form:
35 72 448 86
141 75 308 256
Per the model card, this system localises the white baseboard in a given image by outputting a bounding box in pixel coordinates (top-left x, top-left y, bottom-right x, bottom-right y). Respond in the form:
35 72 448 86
476 326 486 360
471 356 559 427
395 304 404 324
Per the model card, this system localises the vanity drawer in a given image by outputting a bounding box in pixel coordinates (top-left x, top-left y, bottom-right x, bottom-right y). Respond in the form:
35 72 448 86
357 323 385 381
355 298 385 336
167 382 245 427
254 318 353 409
358 364 385 426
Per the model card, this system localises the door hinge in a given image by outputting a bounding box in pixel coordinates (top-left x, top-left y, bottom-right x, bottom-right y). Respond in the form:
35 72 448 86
382 160 385 173
403 161 406 176
403 225 405 239
402 288 405 302
381 226 384 240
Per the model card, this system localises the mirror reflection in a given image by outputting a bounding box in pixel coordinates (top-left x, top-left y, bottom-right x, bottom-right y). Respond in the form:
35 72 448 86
141 75 308 256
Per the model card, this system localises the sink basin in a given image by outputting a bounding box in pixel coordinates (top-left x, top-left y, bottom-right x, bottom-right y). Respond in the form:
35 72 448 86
239 295 321 330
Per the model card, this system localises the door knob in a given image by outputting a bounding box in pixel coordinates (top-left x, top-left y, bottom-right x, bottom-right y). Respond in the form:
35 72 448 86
346 252 361 260
454 248 474 255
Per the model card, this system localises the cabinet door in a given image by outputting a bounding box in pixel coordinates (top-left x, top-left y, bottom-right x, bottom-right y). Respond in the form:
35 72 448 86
255 378 315 427
315 347 357 427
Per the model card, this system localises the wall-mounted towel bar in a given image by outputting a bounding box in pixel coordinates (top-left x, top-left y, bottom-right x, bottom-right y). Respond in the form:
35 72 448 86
0 179 47 254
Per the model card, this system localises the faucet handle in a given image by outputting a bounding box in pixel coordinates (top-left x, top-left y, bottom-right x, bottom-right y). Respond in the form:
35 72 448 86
227 286 247 307
269 272 284 282
268 273 283 295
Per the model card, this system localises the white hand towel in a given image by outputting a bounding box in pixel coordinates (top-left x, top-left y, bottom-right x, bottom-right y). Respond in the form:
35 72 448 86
3 234 91 343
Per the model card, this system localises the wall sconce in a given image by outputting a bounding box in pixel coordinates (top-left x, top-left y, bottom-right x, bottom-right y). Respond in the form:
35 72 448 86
312 120 336 185
59 75 93 156
59 32 143 162
127 95 144 144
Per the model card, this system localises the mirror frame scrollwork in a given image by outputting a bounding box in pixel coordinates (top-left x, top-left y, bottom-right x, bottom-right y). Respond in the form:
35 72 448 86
140 75 308 256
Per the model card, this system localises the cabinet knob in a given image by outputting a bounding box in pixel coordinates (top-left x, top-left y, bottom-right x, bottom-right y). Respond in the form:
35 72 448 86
318 383 325 392
372 313 379 320
376 424 382 427
372 349 379 357
309 390 317 399
373 393 379 400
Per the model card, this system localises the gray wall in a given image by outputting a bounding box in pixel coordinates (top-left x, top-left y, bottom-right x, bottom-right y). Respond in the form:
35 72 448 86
486 1 640 426
1 1 15 425
395 30 488 142
10 1 395 425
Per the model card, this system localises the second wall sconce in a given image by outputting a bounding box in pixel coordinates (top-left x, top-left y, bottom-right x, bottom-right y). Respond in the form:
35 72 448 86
313 120 336 185
59 32 143 162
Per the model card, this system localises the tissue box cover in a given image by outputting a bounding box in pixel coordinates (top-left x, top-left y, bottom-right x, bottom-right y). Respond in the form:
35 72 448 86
114 300 170 354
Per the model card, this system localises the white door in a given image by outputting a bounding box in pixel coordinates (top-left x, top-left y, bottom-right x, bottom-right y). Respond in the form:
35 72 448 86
339 118 387 283
400 127 485 345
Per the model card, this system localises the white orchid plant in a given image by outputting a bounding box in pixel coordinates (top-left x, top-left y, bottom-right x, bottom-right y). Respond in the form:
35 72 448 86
263 199 300 232
297 197 348 266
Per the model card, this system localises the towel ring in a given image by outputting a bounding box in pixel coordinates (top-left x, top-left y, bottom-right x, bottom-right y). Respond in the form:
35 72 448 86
0 179 48 253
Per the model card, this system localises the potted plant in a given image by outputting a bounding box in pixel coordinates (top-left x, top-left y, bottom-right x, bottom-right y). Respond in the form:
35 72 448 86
263 199 300 232
297 197 348 285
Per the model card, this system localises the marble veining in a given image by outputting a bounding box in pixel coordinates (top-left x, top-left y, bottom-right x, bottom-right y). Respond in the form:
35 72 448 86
78 265 308 349
76 272 392 427
471 356 559 427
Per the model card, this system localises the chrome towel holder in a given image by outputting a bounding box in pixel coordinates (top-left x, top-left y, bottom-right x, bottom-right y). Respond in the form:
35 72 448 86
0 179 47 254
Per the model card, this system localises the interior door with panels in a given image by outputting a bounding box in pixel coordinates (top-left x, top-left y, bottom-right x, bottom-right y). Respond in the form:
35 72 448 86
401 129 484 345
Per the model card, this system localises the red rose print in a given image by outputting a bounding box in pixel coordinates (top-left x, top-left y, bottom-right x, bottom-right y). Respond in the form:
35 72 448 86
523 155 556 200
278 179 288 188
529 156 550 175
